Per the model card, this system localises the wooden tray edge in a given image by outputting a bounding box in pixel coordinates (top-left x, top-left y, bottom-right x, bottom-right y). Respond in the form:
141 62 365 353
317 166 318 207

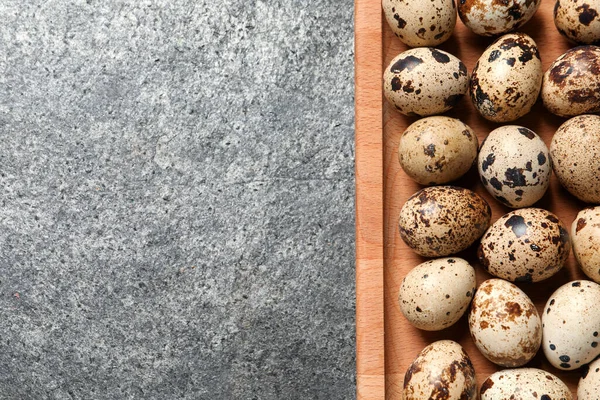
355 1 385 399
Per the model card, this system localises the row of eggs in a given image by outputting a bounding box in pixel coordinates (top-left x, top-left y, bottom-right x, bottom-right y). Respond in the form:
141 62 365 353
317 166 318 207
383 0 600 46
384 35 600 120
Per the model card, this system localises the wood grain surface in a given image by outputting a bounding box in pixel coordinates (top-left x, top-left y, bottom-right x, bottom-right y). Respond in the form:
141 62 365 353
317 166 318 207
355 0 591 398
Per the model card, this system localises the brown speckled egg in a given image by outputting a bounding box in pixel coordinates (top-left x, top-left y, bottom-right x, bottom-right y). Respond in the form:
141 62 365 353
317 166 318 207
478 126 551 208
399 186 492 257
480 368 572 400
470 33 542 122
478 208 571 283
403 340 477 400
542 46 600 117
383 0 456 47
458 0 541 36
399 257 476 331
550 115 600 203
542 280 600 370
572 207 600 283
468 279 541 367
384 48 468 117
555 0 600 45
399 117 478 185
579 357 600 399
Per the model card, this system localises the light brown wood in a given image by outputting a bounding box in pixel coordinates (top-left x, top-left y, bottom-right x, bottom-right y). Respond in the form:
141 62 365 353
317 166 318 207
356 0 590 398
355 0 385 399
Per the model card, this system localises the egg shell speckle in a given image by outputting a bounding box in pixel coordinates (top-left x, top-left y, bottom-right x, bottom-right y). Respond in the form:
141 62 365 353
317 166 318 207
478 208 570 283
399 116 478 185
572 206 600 283
480 368 572 400
458 0 541 36
399 186 492 257
399 257 476 331
382 0 456 47
578 357 600 399
542 45 600 117
542 280 600 370
468 279 541 367
478 125 551 208
554 0 600 45
470 33 542 122
403 340 477 400
550 115 600 203
384 47 468 117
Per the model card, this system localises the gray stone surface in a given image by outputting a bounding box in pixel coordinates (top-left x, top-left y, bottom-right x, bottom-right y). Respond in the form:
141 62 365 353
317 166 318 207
0 0 355 399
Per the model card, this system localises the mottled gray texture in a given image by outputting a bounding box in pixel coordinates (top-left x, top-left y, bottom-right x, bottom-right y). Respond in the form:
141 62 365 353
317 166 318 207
0 1 355 399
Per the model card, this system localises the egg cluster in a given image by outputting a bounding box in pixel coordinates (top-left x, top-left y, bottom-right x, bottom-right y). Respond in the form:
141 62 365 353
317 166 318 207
384 0 600 398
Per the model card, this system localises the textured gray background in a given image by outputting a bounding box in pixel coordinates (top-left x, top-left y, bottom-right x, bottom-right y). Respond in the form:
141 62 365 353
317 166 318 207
0 1 355 399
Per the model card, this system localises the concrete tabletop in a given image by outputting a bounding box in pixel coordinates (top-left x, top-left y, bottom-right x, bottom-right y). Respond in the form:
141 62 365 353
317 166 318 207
0 0 355 398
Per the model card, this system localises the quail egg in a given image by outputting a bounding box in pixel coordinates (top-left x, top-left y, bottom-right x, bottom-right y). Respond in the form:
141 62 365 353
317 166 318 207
555 0 600 44
458 0 541 36
470 33 542 122
384 47 468 117
578 357 600 399
572 206 600 283
403 340 477 400
399 186 492 257
550 115 600 203
383 0 456 47
542 280 600 370
469 279 542 367
478 125 551 208
399 116 478 185
480 368 572 400
478 208 570 283
399 257 476 331
542 45 600 117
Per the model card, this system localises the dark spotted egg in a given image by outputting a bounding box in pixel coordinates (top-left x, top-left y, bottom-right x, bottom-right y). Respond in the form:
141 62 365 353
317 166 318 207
555 0 600 44
480 368 572 400
458 0 541 36
384 48 468 117
579 357 600 398
478 125 551 208
550 115 600 203
478 208 571 283
399 257 476 331
399 116 478 185
403 340 477 400
572 206 600 283
383 0 456 47
399 186 491 257
469 33 542 122
469 279 541 367
542 46 600 117
542 280 600 370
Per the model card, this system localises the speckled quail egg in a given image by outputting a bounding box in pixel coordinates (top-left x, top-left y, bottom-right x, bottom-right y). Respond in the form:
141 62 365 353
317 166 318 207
470 33 542 122
478 208 570 283
399 117 478 185
399 257 476 331
542 280 600 370
399 186 492 257
579 357 600 399
403 340 477 400
542 46 600 117
458 0 541 36
468 279 541 367
572 207 600 283
384 48 468 117
480 368 572 400
550 115 600 203
383 0 457 47
555 0 600 45
478 126 551 208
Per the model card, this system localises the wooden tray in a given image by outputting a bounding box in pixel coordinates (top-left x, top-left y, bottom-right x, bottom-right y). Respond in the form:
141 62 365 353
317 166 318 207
355 0 590 398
